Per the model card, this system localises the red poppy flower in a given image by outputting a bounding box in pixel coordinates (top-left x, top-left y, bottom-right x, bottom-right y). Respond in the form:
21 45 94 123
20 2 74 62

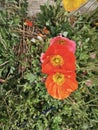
50 36 76 53
41 43 76 74
24 19 33 27
40 36 76 63
45 72 78 99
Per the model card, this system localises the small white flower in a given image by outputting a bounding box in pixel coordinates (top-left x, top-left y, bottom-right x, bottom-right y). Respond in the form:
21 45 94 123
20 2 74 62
31 38 36 43
37 36 43 41
62 31 68 37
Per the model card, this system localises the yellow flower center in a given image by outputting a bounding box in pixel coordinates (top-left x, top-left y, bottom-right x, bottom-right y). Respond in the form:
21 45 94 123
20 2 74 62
53 73 65 86
50 55 64 66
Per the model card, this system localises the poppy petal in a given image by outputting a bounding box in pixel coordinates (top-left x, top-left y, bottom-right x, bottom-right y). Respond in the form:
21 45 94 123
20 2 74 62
45 72 78 100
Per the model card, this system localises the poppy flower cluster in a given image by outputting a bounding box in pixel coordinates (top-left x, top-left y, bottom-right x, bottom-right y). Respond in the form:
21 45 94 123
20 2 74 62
41 36 78 100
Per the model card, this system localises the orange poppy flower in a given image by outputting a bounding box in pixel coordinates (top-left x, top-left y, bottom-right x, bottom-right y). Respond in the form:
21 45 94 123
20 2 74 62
62 0 87 12
42 27 50 35
45 72 78 99
41 43 76 74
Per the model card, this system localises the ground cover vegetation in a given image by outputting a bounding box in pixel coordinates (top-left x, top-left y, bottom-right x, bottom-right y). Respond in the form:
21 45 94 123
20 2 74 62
0 0 98 129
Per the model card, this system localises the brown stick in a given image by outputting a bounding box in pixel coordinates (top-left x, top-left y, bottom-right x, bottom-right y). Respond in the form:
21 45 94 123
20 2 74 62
0 79 6 83
0 61 9 67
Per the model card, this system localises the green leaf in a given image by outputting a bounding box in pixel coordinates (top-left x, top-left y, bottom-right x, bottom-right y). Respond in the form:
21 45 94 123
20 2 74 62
24 72 36 83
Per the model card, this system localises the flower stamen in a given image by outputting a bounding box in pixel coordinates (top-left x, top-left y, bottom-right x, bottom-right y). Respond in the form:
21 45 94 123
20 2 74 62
51 55 64 66
53 73 65 86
